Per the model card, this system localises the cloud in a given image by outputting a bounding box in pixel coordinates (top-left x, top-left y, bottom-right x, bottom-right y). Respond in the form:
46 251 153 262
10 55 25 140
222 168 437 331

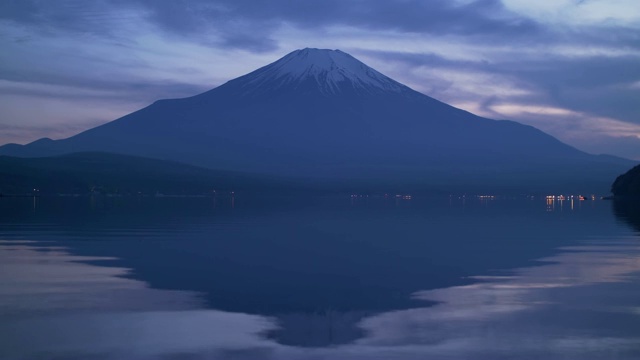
502 0 640 26
0 102 116 146
2 0 542 50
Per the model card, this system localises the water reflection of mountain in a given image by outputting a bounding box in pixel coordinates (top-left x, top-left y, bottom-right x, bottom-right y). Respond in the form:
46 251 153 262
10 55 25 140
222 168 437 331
4 200 640 359
613 199 640 233
0 196 623 347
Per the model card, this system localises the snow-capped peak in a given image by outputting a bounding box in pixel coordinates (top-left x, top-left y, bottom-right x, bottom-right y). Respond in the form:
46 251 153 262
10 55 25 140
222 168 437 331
238 48 409 95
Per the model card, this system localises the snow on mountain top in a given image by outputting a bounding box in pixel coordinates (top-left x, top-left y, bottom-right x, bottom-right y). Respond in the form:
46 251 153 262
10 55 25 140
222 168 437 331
239 48 409 95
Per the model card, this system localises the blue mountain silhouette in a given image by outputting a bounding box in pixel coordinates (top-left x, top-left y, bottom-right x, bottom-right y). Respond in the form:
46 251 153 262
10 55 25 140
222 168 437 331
0 48 633 191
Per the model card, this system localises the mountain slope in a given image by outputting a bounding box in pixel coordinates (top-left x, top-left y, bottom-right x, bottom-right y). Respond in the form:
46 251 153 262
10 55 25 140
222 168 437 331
612 164 640 197
0 152 279 195
0 48 634 192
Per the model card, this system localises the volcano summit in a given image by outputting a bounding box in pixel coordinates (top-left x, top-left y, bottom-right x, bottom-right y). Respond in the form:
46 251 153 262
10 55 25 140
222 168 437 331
0 48 632 192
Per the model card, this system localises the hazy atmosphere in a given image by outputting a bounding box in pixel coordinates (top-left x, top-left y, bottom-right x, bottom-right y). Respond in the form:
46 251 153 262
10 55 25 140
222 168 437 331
1 0 639 159
2 2 640 360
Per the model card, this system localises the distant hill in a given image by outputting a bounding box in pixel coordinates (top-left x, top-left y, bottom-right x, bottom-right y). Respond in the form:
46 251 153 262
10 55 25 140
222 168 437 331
612 164 640 197
0 48 635 192
0 152 280 196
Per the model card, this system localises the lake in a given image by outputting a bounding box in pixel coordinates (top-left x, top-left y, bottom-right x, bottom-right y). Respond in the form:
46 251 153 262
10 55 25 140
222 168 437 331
1 194 639 359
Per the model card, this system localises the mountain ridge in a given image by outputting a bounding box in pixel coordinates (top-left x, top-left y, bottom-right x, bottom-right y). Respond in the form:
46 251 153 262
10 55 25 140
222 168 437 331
0 48 634 192
0 152 292 196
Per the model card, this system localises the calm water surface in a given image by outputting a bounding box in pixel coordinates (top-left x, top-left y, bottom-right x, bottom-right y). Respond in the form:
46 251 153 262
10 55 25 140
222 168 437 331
1 195 639 359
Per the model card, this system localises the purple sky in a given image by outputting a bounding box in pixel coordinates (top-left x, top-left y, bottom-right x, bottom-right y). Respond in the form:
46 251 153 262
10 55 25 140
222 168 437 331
1 0 639 159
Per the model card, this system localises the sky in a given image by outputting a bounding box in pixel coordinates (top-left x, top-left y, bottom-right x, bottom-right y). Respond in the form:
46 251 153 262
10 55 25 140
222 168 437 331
0 0 639 159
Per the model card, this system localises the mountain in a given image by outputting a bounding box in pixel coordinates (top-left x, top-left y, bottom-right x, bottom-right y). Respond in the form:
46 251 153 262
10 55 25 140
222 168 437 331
612 164 640 197
0 48 634 192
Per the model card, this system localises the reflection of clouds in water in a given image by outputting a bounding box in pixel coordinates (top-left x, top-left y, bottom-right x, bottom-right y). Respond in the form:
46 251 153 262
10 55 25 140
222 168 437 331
0 241 279 359
351 238 640 359
0 241 201 315
3 311 278 359
2 238 640 359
